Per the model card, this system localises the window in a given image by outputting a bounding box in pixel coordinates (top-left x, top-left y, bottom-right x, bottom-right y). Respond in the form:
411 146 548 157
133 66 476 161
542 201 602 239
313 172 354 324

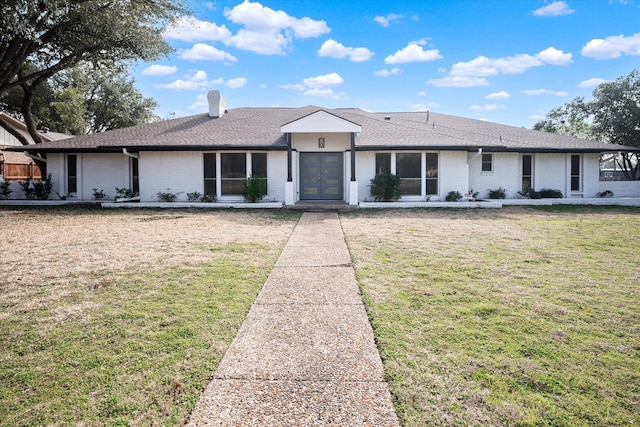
131 157 139 194
522 154 532 191
375 153 391 175
481 153 493 172
571 154 581 191
67 154 77 193
203 153 216 197
426 153 438 195
251 152 268 197
396 153 421 195
221 153 246 195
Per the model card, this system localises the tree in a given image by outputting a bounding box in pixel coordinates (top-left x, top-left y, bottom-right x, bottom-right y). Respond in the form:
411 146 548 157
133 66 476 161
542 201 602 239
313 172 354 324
1 65 159 135
534 70 640 180
0 0 186 143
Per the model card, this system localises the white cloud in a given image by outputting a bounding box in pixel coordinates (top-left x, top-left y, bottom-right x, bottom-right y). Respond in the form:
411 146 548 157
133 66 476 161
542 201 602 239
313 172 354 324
374 68 402 77
223 0 329 55
417 91 427 96
374 13 402 27
536 47 573 65
318 39 374 62
521 89 568 96
427 76 489 87
303 72 344 89
578 78 606 88
279 83 306 90
581 32 640 59
385 40 443 64
446 47 571 81
302 88 347 100
155 70 224 90
225 77 248 88
469 104 505 111
533 1 575 16
164 15 232 42
486 91 511 100
142 64 178 76
178 43 238 62
188 94 209 110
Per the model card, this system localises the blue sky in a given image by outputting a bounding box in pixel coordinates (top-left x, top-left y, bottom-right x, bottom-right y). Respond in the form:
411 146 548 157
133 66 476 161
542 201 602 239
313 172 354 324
132 0 640 127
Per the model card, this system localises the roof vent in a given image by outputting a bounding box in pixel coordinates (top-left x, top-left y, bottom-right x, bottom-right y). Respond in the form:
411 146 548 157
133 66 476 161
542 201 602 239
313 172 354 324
384 116 391 120
207 90 227 118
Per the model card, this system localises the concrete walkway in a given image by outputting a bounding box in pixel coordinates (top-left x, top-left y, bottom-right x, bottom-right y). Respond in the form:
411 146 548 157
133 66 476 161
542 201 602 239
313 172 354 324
187 212 399 426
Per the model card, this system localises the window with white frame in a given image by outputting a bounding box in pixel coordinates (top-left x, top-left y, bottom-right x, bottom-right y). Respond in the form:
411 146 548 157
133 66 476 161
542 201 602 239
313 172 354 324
204 152 268 198
396 153 421 195
373 152 438 197
571 154 581 192
481 153 493 172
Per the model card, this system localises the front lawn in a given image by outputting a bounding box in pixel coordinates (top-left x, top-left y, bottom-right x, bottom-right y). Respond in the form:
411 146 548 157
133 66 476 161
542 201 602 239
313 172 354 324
341 206 640 426
0 207 299 426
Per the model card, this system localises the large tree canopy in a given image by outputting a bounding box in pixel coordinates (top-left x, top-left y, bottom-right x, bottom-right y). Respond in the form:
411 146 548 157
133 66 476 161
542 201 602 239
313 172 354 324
0 0 186 143
534 70 640 180
1 65 159 135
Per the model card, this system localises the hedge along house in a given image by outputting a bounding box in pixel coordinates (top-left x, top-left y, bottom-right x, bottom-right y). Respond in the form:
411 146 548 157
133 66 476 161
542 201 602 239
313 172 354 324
14 90 640 205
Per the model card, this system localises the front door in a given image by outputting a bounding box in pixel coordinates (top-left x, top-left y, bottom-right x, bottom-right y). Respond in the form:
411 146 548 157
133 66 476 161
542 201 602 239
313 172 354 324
300 152 344 200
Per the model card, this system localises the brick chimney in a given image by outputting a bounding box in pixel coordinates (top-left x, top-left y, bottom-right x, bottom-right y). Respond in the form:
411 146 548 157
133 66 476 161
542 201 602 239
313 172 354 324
207 90 227 118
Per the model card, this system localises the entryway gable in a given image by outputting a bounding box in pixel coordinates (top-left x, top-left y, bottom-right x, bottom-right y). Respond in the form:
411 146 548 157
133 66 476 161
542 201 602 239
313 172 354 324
281 110 361 133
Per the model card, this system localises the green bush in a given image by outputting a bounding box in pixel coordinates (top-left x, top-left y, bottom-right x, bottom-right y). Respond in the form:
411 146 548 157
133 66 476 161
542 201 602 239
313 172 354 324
242 175 267 202
487 187 507 199
370 173 401 201
155 189 180 202
597 189 614 198
92 188 106 200
20 174 53 200
538 188 563 198
0 180 12 199
187 191 201 202
445 190 463 202
115 188 139 199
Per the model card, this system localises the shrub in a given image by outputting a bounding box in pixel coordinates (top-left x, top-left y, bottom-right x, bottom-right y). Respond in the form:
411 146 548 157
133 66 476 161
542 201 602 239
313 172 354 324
445 190 463 202
518 188 541 199
0 180 12 199
187 191 201 202
242 175 267 202
200 194 216 203
370 173 401 201
92 188 106 200
155 189 180 202
487 187 507 199
538 188 563 198
597 189 614 198
115 188 139 199
20 174 53 200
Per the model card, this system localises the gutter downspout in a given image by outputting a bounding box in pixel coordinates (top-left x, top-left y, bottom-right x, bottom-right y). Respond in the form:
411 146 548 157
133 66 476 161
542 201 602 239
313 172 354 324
122 148 140 159
468 147 482 165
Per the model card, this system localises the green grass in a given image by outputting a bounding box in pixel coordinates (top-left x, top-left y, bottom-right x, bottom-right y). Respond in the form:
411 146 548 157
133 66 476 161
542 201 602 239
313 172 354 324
0 208 300 426
342 207 640 426
0 255 269 426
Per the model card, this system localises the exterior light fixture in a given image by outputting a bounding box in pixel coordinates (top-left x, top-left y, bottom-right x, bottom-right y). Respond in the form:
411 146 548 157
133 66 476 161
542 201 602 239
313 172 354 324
318 137 325 148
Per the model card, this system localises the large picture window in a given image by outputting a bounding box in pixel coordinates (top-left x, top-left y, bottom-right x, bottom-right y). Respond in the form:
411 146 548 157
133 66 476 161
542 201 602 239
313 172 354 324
396 153 421 195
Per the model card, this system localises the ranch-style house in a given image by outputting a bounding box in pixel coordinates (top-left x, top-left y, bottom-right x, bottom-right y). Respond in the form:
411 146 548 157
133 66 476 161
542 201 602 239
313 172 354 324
12 91 640 205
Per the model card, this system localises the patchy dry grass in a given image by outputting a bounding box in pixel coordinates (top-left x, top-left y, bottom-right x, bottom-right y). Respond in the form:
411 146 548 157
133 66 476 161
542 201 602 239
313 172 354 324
341 206 640 427
0 206 299 426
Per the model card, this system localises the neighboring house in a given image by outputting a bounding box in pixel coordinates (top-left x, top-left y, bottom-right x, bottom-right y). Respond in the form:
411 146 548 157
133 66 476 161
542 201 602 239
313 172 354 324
11 91 640 204
0 112 70 182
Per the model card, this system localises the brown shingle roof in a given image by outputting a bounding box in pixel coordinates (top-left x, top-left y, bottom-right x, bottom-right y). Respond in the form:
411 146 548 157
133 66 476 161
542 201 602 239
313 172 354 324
16 106 636 153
